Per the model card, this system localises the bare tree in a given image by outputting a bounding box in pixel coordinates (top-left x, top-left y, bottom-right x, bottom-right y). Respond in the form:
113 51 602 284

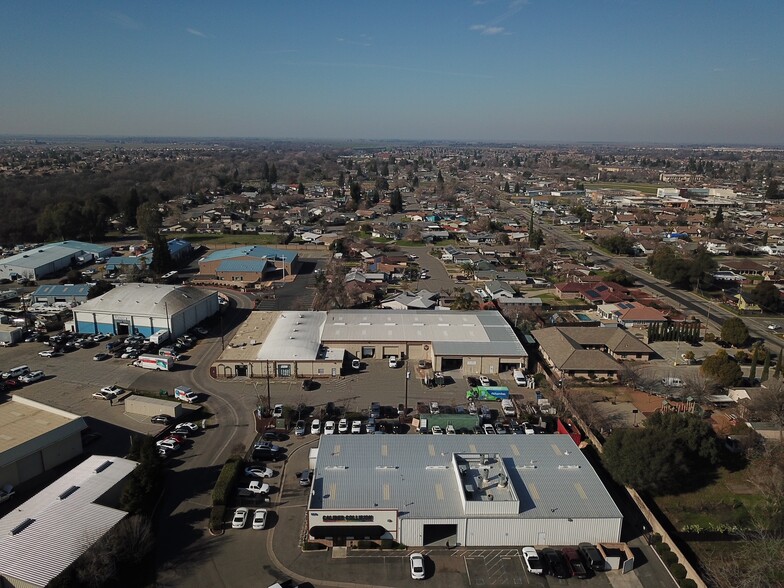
682 372 721 405
746 378 784 441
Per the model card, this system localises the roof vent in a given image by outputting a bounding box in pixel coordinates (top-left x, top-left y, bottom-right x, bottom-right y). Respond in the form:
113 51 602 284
10 518 34 536
58 485 80 500
558 465 581 470
94 460 113 473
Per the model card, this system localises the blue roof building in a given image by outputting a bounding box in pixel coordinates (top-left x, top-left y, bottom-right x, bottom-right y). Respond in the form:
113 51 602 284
31 284 92 304
198 245 298 283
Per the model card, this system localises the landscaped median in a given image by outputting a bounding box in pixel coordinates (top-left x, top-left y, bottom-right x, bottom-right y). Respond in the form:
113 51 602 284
209 454 243 533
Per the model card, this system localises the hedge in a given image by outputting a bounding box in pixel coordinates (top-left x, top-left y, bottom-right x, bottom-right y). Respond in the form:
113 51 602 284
679 579 697 588
661 551 678 566
649 533 662 545
302 542 327 551
670 563 687 580
655 542 671 555
210 505 226 531
212 455 243 506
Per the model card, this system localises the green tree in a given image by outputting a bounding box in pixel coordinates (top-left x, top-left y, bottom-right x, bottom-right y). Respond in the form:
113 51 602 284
605 269 635 287
124 188 140 226
598 233 634 255
777 348 784 379
389 189 403 213
450 287 480 311
701 350 743 387
761 350 771 382
436 170 445 193
721 317 750 347
150 235 174 275
268 163 278 184
349 182 361 204
503 181 510 193
766 179 780 199
135 202 162 242
88 280 114 300
751 281 782 313
712 206 724 226
297 183 305 195
529 228 544 250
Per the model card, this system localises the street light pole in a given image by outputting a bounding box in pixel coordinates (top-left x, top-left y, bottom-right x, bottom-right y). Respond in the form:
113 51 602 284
404 359 410 417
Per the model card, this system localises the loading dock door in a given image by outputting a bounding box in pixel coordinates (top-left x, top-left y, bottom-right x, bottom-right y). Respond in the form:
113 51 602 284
361 346 375 358
423 524 457 546
441 358 463 371
382 346 397 357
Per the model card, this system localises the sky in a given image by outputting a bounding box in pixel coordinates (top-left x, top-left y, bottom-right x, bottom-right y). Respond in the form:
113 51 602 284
1 0 782 145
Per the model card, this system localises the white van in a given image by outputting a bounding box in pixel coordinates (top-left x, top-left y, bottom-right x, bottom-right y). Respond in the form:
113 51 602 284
1 365 29 380
661 377 684 388
513 369 527 387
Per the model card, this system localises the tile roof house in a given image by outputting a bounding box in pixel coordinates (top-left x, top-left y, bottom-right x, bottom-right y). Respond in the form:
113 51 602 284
533 326 655 380
597 301 668 326
554 281 634 305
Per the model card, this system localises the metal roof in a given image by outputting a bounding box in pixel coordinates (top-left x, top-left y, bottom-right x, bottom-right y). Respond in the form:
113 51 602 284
310 435 622 521
75 284 216 317
257 311 326 361
200 245 297 264
0 241 111 270
32 284 91 297
321 310 526 357
216 259 272 273
0 455 138 588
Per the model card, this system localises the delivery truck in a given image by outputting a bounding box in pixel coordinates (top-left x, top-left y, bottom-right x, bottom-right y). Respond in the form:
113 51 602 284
466 386 510 400
134 354 174 371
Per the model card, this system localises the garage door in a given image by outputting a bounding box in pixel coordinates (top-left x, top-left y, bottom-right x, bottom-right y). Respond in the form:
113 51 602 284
382 346 398 357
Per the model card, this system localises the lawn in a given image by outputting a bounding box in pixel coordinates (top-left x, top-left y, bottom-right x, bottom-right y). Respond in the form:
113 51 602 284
173 233 284 245
656 467 764 532
586 182 671 196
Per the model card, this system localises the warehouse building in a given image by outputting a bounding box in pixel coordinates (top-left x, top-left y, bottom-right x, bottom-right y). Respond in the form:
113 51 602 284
0 455 138 588
30 284 91 306
198 245 298 284
211 309 527 379
0 396 87 487
307 435 623 547
0 241 112 281
73 283 219 337
105 238 193 272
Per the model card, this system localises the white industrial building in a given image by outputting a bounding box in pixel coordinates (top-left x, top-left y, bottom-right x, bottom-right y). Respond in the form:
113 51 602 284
0 455 138 588
0 241 112 281
307 435 623 547
73 283 219 337
0 396 87 487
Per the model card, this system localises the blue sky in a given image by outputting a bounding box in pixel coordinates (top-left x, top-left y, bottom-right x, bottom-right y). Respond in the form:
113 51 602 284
1 1 782 144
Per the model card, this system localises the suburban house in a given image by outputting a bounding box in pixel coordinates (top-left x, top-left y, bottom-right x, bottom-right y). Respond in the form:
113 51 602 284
533 326 655 380
555 281 634 305
597 302 669 327
380 290 440 310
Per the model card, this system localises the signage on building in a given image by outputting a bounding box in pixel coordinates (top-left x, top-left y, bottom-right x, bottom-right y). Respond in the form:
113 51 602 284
322 514 374 523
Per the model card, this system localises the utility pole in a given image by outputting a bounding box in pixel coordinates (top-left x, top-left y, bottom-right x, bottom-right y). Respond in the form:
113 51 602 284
404 359 410 417
266 358 271 415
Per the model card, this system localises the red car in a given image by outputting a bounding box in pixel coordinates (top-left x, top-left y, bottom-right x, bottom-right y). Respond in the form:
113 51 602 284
164 434 186 444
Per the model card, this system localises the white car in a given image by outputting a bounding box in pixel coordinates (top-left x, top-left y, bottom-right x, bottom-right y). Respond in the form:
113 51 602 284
483 423 496 435
232 507 249 529
310 419 321 435
156 439 180 451
272 404 284 418
351 420 362 434
244 467 274 479
479 375 491 387
410 552 426 580
431 425 444 435
338 418 348 434
92 390 118 400
173 421 199 432
38 350 59 358
324 420 335 435
101 385 124 396
93 333 110 342
768 324 780 331
252 508 267 530
19 371 44 384
430 401 440 414
522 546 544 575
446 424 456 435
388 355 398 368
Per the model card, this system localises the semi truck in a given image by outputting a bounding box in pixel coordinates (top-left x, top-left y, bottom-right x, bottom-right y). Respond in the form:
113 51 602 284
466 386 510 400
134 354 174 371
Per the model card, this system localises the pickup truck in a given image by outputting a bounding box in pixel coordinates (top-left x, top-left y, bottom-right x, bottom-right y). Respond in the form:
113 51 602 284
247 481 271 494
0 484 15 504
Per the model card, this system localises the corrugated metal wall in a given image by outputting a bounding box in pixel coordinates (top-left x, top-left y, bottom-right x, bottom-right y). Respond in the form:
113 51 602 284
402 517 621 547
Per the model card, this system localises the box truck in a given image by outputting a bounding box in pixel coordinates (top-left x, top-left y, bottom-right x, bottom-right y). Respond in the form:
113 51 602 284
134 354 174 371
150 330 170 345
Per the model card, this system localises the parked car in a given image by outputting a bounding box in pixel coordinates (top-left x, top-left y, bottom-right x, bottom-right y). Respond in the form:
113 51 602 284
252 449 286 462
543 548 570 579
232 507 249 529
479 375 491 387
338 418 348 433
431 425 444 435
294 420 306 436
150 414 172 425
245 467 274 479
174 421 199 432
310 419 321 435
19 371 45 384
351 420 362 434
446 424 456 435
38 350 60 358
578 543 605 572
156 439 180 451
483 423 495 435
351 358 361 370
262 431 287 442
272 404 284 418
409 552 426 580
252 508 267 530
254 440 283 452
324 420 335 435
301 379 317 391
101 385 123 396
522 547 544 575
388 355 398 368
562 547 591 579
298 469 313 487
92 390 118 400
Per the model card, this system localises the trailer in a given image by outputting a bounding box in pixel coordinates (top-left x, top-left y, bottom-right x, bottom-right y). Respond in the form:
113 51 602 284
466 386 510 401
149 329 170 345
134 354 174 371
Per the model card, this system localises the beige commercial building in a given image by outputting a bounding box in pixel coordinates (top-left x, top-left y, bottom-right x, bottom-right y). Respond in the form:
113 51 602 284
212 309 527 380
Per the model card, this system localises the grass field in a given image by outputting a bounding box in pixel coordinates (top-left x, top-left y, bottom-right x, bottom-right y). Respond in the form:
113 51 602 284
586 182 672 195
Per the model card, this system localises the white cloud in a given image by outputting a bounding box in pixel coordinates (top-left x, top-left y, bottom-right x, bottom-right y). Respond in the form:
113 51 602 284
470 24 506 35
186 28 208 38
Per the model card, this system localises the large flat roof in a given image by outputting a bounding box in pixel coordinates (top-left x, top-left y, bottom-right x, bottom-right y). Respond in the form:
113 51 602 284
310 435 622 521
75 284 216 316
0 455 137 587
322 310 526 357
0 397 85 469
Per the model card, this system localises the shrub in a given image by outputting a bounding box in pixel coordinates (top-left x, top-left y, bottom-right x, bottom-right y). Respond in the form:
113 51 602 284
209 505 225 531
212 455 243 506
679 579 697 588
355 540 378 550
302 542 326 551
661 551 678 566
649 533 663 545
670 563 687 580
704 332 716 342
